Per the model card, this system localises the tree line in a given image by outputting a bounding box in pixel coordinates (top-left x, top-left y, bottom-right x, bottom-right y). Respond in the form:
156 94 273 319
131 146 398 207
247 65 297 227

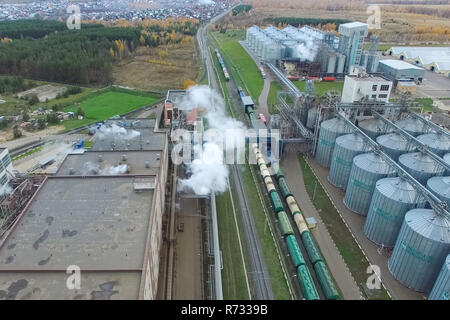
267 17 351 28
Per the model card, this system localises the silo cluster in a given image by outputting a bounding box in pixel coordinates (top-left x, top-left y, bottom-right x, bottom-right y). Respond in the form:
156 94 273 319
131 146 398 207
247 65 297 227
399 152 445 185
395 117 427 137
429 255 450 300
315 117 351 168
377 132 413 161
358 118 393 140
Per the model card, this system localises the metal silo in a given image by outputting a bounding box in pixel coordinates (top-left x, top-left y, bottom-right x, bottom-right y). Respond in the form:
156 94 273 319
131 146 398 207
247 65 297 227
364 177 425 247
388 209 450 293
395 117 427 137
315 117 351 168
445 153 450 175
328 133 367 189
377 132 413 161
306 107 318 129
428 254 450 300
417 133 450 157
327 54 337 74
427 176 450 208
399 152 445 185
344 152 395 216
358 118 393 141
336 54 345 74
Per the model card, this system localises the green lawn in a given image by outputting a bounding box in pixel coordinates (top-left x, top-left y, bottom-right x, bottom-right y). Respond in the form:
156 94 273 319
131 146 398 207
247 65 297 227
415 98 434 113
298 155 390 300
216 190 251 300
12 145 43 162
268 81 283 114
211 30 264 103
62 90 160 131
242 163 292 300
293 81 344 96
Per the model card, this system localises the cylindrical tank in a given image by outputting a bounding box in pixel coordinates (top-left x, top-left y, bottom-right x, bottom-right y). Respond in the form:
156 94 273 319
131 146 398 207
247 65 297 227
344 152 395 215
427 176 450 208
377 132 413 161
417 133 450 157
358 118 393 141
364 177 425 247
428 255 450 300
306 107 318 129
336 54 345 74
327 54 337 74
315 117 351 168
399 152 445 185
395 117 427 137
328 133 367 189
445 153 450 175
388 209 450 293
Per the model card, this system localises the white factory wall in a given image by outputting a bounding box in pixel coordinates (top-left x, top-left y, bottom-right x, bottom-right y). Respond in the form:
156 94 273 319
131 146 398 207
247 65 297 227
341 76 393 103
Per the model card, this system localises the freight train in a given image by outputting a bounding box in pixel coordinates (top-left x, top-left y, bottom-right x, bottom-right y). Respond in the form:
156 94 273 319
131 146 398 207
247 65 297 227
242 91 339 299
214 48 230 81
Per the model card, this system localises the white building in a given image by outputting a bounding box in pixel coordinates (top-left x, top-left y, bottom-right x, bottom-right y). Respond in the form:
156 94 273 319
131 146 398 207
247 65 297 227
0 148 13 195
341 70 393 103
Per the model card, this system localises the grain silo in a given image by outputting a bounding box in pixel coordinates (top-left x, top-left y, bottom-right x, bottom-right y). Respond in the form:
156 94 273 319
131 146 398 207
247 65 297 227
306 108 318 129
399 152 445 185
364 177 425 247
427 176 450 208
388 209 450 293
445 153 450 175
395 117 427 137
328 133 367 189
344 152 395 216
336 53 345 74
428 254 450 300
358 118 393 141
376 132 413 161
315 117 351 168
417 133 450 157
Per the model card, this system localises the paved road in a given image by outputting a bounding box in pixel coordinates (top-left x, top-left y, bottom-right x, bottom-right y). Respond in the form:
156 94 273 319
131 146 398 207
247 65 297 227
306 156 425 300
280 152 363 300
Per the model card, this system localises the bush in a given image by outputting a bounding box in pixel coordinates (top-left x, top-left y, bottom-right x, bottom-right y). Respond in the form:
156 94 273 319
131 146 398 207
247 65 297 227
28 94 39 106
13 125 22 138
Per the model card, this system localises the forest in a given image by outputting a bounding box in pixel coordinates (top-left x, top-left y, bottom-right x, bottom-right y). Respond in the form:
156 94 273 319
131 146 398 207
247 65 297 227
0 19 199 86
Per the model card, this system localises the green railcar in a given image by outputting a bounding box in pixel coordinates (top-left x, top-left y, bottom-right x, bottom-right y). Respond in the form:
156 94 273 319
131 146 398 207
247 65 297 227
285 235 305 267
277 211 294 236
271 161 284 180
302 231 323 265
297 265 320 300
269 190 284 213
314 261 340 300
278 177 293 199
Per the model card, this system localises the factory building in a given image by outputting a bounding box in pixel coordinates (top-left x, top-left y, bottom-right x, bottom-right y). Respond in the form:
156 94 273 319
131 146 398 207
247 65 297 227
0 119 169 300
337 22 369 73
0 148 13 195
386 46 450 77
377 60 425 87
341 70 393 103
164 90 197 127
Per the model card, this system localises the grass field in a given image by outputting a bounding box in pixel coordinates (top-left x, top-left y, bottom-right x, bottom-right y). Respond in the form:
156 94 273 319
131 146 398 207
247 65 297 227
216 190 251 300
293 81 344 96
415 98 435 113
298 155 390 300
211 30 264 103
62 90 160 131
12 145 43 162
268 81 283 114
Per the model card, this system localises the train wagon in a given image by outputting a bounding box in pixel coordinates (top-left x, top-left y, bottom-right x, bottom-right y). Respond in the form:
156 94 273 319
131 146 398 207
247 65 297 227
314 261 340 300
297 265 320 300
278 211 294 236
302 231 323 265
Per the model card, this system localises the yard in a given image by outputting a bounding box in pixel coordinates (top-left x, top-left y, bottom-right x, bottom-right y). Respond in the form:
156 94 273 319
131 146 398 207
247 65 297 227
293 81 344 96
62 89 161 131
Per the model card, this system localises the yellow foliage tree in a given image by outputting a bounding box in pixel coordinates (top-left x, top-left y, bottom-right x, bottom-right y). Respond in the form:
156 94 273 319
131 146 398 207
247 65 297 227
184 80 196 90
140 35 146 45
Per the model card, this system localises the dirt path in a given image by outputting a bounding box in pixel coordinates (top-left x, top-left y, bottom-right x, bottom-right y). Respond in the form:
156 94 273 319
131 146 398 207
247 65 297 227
258 78 271 121
280 151 363 300
306 157 425 300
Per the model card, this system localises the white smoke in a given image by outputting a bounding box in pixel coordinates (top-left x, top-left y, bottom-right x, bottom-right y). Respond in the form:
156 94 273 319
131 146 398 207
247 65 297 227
0 185 12 197
295 42 318 62
177 85 245 195
83 162 129 175
97 123 141 140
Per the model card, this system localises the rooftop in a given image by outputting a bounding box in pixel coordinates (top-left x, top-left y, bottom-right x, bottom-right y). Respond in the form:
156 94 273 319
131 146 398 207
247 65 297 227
347 74 391 82
166 90 187 107
56 150 162 177
0 176 154 299
339 21 368 29
380 59 424 70
390 47 450 71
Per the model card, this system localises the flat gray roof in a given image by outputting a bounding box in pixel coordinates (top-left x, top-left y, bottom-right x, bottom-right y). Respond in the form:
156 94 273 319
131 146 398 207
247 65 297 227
57 151 162 176
0 176 154 299
166 90 187 108
380 59 424 70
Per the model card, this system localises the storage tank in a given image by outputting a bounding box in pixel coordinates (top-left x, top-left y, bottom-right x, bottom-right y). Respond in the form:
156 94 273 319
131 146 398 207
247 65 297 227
388 209 450 293
306 107 318 129
445 153 450 175
328 133 367 189
358 118 393 140
336 54 345 74
395 117 427 137
417 133 450 157
344 152 395 216
327 54 337 74
315 117 351 168
428 254 450 300
377 132 413 161
427 176 450 208
364 177 425 247
399 152 445 185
